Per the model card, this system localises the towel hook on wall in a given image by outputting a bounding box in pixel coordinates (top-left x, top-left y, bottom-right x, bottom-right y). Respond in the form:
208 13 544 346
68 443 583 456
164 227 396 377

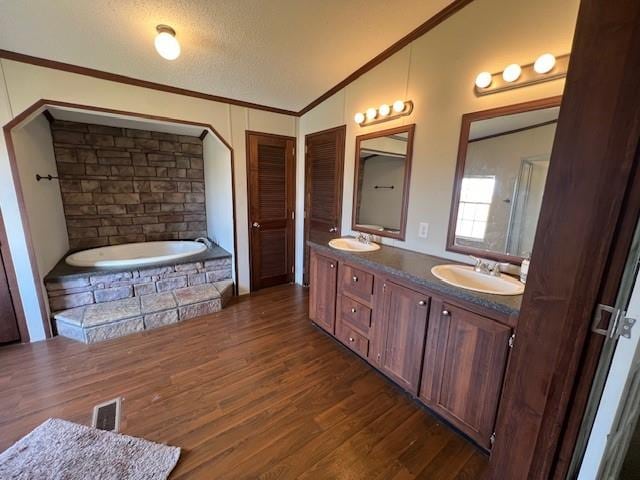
35 174 59 182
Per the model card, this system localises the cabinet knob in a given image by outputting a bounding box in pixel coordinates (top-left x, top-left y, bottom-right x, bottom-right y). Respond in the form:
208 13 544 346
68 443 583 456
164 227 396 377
418 300 427 306
377 353 381 359
351 307 356 313
349 337 355 342
329 263 335 269
442 309 450 316
352 276 358 282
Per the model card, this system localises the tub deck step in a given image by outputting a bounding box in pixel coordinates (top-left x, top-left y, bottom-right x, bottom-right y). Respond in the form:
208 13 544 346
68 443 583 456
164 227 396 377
55 280 233 343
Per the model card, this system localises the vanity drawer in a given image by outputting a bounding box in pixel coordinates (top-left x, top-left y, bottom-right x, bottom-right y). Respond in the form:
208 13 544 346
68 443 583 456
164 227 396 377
340 264 374 304
336 322 369 358
339 295 372 335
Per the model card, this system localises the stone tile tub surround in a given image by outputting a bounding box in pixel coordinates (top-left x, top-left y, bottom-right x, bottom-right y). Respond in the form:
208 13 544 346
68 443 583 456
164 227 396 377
50 119 207 250
45 245 233 312
56 280 233 344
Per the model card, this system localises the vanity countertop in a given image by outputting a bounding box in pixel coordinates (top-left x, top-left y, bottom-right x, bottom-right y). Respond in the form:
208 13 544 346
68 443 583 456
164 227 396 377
308 238 522 317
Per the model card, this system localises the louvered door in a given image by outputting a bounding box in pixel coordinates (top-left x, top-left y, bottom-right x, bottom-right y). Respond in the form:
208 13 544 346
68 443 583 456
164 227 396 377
247 132 296 291
0 214 20 344
303 125 346 285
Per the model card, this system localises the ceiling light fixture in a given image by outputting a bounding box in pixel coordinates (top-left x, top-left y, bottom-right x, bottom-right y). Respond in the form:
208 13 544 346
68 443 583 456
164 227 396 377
155 25 181 60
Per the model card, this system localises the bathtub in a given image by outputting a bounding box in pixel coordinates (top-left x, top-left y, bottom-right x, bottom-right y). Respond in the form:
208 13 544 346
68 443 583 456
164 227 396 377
65 241 208 268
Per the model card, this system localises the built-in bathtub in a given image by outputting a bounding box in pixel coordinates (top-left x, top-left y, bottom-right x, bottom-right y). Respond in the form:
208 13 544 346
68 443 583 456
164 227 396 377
65 240 208 268
44 241 234 343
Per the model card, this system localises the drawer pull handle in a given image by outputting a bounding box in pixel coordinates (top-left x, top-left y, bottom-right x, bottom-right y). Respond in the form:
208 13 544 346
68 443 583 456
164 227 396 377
330 264 335 269
418 300 427 306
442 309 450 316
349 337 355 342
352 276 358 282
351 307 356 313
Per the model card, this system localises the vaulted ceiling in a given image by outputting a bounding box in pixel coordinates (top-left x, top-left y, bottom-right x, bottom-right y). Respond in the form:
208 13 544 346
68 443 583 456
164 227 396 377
0 0 455 112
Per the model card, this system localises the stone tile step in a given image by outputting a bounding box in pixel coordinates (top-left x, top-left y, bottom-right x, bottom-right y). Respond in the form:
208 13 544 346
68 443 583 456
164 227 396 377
54 280 234 344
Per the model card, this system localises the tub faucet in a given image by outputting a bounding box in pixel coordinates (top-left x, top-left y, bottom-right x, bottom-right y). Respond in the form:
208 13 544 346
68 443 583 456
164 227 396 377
195 237 212 248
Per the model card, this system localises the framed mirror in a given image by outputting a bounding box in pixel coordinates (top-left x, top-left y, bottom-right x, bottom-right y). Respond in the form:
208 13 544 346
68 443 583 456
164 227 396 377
352 124 414 240
447 97 561 264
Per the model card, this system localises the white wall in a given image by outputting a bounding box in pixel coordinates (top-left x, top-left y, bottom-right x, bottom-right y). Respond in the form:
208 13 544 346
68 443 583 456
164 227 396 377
11 113 69 315
0 59 296 339
203 133 236 284
295 0 579 282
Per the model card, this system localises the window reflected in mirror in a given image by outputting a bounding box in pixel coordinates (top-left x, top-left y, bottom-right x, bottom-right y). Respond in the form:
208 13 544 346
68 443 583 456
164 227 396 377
448 98 560 263
353 125 414 240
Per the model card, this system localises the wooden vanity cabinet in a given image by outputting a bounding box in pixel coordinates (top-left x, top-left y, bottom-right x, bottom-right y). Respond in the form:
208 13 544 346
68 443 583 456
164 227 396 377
419 300 511 449
309 248 514 450
371 280 429 394
308 252 338 334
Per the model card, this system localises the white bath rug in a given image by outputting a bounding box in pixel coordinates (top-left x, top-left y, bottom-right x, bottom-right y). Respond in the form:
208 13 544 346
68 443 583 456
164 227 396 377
0 418 180 479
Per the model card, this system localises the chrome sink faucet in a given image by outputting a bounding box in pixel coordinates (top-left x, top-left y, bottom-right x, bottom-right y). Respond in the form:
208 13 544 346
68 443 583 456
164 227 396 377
356 232 372 244
195 237 212 248
470 256 501 277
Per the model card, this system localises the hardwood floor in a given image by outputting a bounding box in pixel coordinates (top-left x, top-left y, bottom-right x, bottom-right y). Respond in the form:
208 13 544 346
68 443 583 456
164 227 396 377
0 285 487 479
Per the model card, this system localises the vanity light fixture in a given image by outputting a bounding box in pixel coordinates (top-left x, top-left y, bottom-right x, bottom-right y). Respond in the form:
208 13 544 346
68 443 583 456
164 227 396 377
474 53 569 96
155 25 181 60
353 100 413 127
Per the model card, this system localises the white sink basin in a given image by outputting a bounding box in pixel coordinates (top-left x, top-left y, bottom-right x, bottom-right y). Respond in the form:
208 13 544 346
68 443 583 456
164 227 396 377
431 264 524 296
329 237 380 252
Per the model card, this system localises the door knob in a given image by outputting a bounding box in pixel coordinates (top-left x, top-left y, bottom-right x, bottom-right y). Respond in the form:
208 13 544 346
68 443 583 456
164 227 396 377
352 276 358 282
418 300 427 306
442 309 450 316
351 307 357 313
329 226 338 232
329 263 335 269
252 222 260 228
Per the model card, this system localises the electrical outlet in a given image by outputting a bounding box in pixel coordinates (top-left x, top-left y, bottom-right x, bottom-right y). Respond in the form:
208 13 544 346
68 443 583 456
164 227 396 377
418 222 429 238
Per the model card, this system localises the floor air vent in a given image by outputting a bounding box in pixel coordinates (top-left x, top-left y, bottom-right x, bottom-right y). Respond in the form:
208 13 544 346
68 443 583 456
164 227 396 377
91 397 122 432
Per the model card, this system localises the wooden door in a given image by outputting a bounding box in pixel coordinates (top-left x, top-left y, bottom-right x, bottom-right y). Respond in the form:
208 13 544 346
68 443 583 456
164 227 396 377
377 281 429 394
303 126 346 285
247 132 296 291
309 251 337 334
420 299 511 449
0 242 20 344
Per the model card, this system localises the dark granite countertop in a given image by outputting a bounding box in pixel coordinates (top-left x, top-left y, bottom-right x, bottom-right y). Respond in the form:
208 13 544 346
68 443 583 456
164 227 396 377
308 239 522 317
45 244 232 281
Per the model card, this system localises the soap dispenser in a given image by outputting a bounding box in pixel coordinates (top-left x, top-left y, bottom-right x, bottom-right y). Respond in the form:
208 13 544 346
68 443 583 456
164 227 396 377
520 253 530 284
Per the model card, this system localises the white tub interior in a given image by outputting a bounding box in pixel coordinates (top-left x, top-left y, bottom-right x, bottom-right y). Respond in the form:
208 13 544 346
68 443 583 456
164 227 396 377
65 241 207 268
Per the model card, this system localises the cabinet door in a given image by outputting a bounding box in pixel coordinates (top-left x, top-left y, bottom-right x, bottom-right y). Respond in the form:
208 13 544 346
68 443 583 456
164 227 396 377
309 252 338 334
420 301 511 449
378 281 429 394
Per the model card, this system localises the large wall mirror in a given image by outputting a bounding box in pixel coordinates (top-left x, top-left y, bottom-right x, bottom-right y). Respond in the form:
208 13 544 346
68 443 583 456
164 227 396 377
447 97 561 263
352 124 414 240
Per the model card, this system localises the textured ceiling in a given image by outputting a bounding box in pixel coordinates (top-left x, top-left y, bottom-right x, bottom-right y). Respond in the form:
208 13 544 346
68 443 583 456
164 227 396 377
0 0 454 112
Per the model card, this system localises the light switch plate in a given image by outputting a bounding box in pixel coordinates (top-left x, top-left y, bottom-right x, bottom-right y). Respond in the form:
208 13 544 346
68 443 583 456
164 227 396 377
418 222 429 238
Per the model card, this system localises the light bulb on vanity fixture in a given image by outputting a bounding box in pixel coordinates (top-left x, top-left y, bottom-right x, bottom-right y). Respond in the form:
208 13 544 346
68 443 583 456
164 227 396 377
502 63 522 82
534 53 556 74
354 112 365 124
366 108 378 121
392 100 406 113
475 71 492 89
155 25 181 60
379 104 391 116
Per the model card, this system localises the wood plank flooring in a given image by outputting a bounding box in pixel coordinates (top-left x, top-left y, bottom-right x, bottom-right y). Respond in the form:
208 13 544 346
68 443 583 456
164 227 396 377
0 285 487 479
